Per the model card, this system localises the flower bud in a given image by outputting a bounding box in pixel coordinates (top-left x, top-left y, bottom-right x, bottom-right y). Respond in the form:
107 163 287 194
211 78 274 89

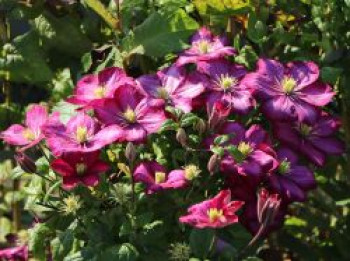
195 119 207 134
176 128 187 147
257 188 281 228
208 101 231 130
125 142 136 163
207 154 220 174
14 151 36 174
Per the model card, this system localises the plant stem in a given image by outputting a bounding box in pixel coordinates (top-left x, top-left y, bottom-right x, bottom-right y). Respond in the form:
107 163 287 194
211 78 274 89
84 0 119 31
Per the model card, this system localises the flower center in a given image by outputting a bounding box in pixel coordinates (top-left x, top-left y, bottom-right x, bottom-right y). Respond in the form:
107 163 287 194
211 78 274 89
218 74 237 90
197 40 210 54
278 160 291 174
123 107 137 123
76 163 87 176
22 128 35 141
157 87 169 99
299 123 312 137
94 86 106 98
62 195 81 215
184 164 201 180
155 171 166 184
207 208 224 223
76 126 88 143
281 77 297 94
237 142 253 157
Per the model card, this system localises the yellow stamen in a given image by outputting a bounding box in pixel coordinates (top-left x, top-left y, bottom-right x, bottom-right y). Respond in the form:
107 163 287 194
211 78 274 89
76 163 87 176
197 40 210 54
94 86 106 98
281 77 297 94
22 129 35 141
62 195 81 215
300 123 312 137
123 107 137 123
218 74 237 90
207 208 224 223
155 171 166 184
237 142 253 157
76 126 88 143
184 164 201 181
157 87 169 99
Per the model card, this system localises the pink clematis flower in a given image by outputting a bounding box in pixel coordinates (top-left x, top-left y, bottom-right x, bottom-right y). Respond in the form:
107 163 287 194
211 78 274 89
220 125 278 182
274 112 344 166
136 65 206 113
51 151 109 189
245 59 335 123
177 27 236 67
92 84 167 142
267 148 316 202
0 245 28 261
179 190 244 228
43 112 123 156
1 105 49 150
67 67 134 107
201 59 255 114
133 161 189 194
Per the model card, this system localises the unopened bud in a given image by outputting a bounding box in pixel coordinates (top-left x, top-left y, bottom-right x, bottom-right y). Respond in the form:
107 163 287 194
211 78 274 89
195 119 207 134
257 188 281 228
14 151 36 174
125 142 136 162
176 128 187 147
207 154 220 174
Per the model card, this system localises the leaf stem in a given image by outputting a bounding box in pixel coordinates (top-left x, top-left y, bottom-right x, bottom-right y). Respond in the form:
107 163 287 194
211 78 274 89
84 0 119 31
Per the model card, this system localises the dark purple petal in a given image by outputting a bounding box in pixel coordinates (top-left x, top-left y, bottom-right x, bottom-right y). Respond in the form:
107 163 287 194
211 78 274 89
287 61 319 88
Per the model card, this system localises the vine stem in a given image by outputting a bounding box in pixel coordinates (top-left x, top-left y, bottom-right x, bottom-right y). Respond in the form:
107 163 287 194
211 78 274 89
84 0 120 31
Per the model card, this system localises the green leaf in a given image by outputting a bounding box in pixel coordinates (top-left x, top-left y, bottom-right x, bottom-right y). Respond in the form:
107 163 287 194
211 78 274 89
0 32 53 83
52 101 79 124
51 229 75 261
124 9 198 57
181 113 199 127
214 135 230 145
189 228 215 258
34 12 92 58
0 217 11 243
100 244 139 261
29 223 51 261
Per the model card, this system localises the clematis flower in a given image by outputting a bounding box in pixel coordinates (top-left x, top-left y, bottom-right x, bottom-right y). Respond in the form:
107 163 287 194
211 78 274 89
43 112 123 156
177 27 236 67
133 161 194 194
201 59 255 114
0 245 28 261
179 190 244 228
51 151 109 189
67 67 134 107
220 125 278 182
267 148 316 202
274 112 344 166
136 65 206 113
92 84 166 142
1 105 49 150
245 59 334 123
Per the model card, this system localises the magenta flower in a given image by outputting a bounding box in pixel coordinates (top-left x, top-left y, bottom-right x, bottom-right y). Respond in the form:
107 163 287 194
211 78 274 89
51 151 109 189
92 84 166 142
43 112 123 156
137 65 206 113
201 59 255 114
220 125 278 181
1 105 49 149
267 148 316 202
274 112 344 166
246 59 335 123
133 161 189 194
67 67 134 107
177 27 236 67
179 190 244 228
0 245 28 261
